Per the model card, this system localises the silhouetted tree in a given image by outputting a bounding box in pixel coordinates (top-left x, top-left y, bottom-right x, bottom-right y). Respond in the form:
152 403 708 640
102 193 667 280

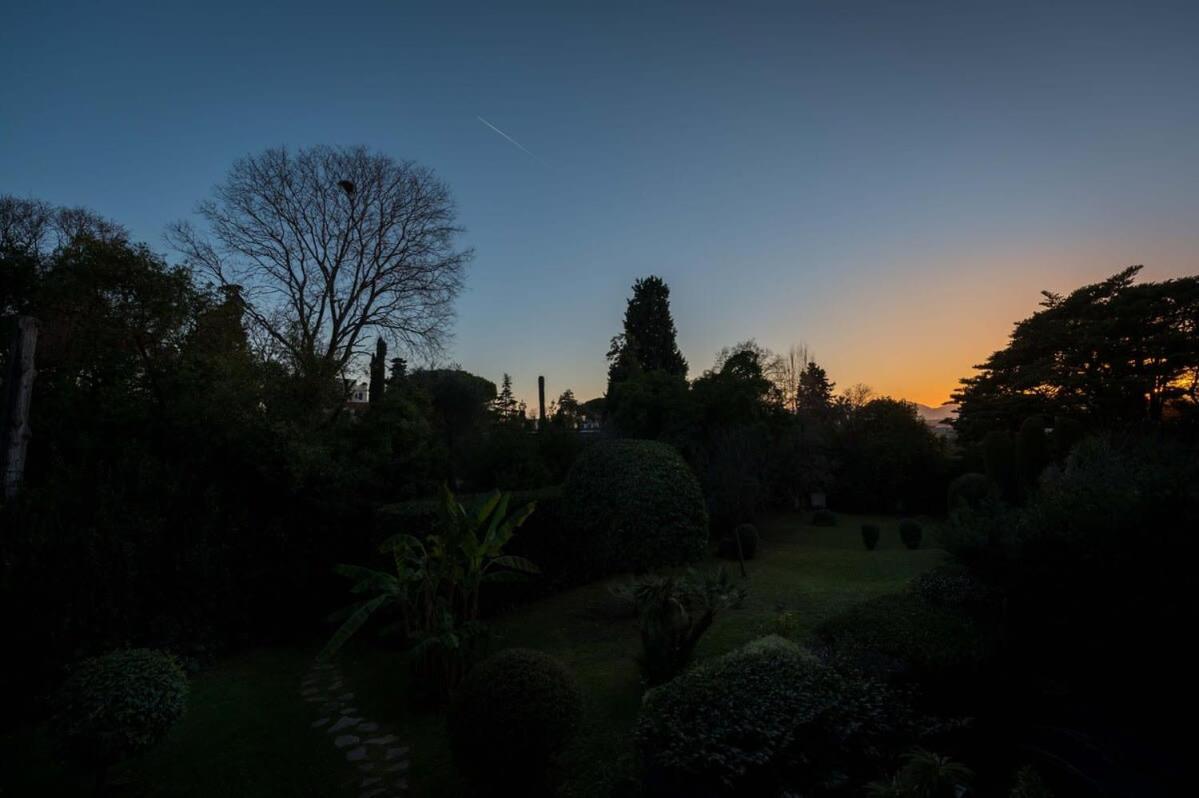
493 373 521 423
369 338 387 406
953 266 1199 441
607 275 687 389
168 145 471 384
798 360 835 415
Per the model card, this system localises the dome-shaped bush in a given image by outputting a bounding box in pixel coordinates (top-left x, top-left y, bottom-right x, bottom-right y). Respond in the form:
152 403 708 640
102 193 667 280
563 439 708 574
947 472 999 512
449 648 583 791
899 519 923 550
51 648 188 770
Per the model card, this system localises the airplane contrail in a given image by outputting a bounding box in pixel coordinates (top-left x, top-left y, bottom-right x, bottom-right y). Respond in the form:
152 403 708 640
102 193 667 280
476 115 542 163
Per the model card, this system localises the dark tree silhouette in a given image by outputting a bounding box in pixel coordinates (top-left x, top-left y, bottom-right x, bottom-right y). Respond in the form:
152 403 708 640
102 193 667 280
953 266 1199 441
168 145 471 383
607 275 688 390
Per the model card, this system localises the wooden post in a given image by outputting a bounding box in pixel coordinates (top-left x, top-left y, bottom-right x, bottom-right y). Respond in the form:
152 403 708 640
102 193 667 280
1 316 37 500
537 375 546 430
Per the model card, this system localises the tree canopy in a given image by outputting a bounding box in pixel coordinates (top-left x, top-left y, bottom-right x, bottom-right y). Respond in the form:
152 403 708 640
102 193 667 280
953 266 1199 441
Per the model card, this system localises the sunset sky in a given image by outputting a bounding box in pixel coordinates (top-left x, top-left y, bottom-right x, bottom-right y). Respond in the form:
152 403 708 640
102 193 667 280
4 1 1198 407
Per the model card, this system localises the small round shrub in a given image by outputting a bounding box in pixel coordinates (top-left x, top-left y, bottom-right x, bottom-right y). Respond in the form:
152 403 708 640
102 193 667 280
719 523 759 560
861 524 880 550
563 439 708 574
811 508 838 527
449 648 583 791
50 649 188 771
947 472 999 512
637 636 914 795
899 519 923 549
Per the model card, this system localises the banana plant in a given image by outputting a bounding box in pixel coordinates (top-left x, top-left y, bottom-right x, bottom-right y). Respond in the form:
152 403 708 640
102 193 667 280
319 485 539 666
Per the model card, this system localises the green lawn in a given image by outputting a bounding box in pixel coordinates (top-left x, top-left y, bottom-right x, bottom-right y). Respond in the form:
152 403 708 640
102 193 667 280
2 512 942 797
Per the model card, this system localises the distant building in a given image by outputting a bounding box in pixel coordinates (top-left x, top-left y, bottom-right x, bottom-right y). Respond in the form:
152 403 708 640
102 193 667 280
345 380 370 409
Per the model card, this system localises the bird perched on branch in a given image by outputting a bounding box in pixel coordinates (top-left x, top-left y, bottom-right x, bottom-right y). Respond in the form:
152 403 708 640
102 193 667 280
337 179 355 196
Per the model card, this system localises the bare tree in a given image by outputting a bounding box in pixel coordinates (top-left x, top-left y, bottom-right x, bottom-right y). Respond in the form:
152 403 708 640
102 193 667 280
168 146 471 380
1 196 126 258
769 343 810 413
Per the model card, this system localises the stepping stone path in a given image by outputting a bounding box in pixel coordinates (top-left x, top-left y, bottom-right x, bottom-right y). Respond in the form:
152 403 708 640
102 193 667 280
303 661 410 796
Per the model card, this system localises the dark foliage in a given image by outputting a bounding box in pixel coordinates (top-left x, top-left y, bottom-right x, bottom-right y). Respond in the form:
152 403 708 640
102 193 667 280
449 649 582 793
898 519 922 550
562 439 708 575
815 593 994 690
833 398 948 514
861 524 880 550
953 267 1199 442
812 508 838 526
50 649 188 773
946 472 999 512
636 636 917 796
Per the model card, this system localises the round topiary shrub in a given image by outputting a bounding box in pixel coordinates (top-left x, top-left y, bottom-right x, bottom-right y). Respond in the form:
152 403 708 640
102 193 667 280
636 636 914 796
449 648 583 792
947 472 999 512
719 523 759 560
563 439 708 574
50 649 188 775
861 524 880 550
812 508 838 527
899 519 923 550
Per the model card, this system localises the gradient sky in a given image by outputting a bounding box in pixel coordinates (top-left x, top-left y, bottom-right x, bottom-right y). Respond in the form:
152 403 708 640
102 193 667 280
4 1 1198 407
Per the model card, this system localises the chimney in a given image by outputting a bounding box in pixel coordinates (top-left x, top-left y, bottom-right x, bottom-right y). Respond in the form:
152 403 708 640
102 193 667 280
538 375 547 430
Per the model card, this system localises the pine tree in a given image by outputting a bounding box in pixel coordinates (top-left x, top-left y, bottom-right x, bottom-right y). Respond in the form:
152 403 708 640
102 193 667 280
493 373 520 422
798 360 835 414
607 275 687 391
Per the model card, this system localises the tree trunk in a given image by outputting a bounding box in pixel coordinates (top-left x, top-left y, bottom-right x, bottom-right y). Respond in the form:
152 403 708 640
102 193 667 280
1 316 38 500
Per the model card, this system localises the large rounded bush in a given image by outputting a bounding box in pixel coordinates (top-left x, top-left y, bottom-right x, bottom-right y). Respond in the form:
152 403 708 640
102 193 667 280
563 439 708 574
449 648 583 791
51 649 188 770
636 636 913 796
947 472 999 512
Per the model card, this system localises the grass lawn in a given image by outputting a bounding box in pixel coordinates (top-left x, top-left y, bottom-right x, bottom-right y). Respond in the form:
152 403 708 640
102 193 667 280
2 512 942 797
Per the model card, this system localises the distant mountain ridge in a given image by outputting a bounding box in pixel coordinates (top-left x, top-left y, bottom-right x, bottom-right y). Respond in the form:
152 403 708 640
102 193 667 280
913 401 959 428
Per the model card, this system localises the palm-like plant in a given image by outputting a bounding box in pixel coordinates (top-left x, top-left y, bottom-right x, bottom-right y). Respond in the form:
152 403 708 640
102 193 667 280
319 486 539 691
866 747 974 798
628 567 746 686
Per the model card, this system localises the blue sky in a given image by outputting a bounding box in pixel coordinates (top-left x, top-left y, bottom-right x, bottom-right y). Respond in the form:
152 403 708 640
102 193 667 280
4 0 1198 405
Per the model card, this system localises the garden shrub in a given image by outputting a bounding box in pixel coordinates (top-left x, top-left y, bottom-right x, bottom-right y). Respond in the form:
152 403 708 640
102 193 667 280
812 508 838 526
861 524 880 550
50 649 188 774
377 486 571 592
718 523 758 560
449 648 583 792
898 519 922 549
562 439 708 575
637 636 917 796
909 564 989 608
815 593 992 686
947 472 999 512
